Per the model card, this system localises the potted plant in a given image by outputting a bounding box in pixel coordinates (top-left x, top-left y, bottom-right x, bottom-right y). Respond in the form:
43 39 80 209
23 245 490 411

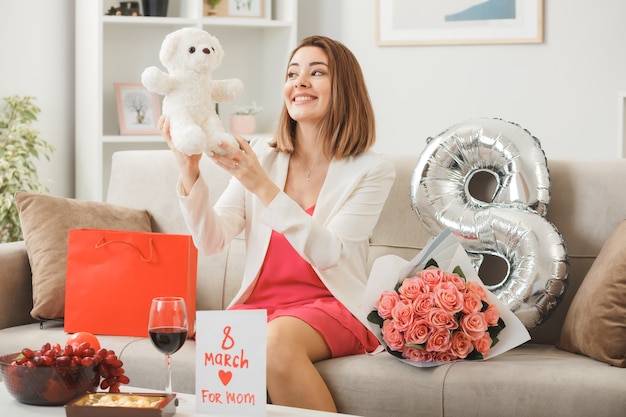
229 101 263 135
0 95 55 243
204 0 222 16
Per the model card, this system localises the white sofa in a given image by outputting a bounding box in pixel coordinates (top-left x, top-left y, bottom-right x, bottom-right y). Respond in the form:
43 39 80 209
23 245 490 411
1 149 625 417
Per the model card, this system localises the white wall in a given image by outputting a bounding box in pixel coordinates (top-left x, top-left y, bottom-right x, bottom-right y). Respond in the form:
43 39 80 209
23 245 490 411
299 0 626 160
0 0 74 197
2 1 626 198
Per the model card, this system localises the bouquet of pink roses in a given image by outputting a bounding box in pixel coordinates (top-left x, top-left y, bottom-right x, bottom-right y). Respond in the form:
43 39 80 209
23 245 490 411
364 229 530 367
368 259 505 363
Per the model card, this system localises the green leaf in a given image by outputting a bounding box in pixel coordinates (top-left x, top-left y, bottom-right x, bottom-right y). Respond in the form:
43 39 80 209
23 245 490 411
452 265 465 278
425 258 439 269
386 346 404 359
466 350 484 361
367 310 384 327
404 343 425 350
488 317 506 341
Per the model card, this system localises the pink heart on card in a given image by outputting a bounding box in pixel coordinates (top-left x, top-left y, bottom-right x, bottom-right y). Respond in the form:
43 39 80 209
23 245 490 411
218 369 232 386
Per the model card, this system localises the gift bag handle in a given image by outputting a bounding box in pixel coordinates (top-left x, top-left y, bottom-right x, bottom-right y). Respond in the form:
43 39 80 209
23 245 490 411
94 236 154 262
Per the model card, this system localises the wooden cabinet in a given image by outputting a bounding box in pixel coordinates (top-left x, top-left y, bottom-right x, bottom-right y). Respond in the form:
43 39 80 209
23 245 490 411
75 0 298 200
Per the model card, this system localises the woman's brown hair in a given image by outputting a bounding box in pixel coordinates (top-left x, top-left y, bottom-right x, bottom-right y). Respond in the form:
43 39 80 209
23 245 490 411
270 36 376 159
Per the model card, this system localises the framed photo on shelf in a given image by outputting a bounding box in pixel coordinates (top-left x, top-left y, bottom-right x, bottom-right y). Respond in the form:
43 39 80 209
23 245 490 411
376 0 543 46
226 0 267 18
114 83 161 135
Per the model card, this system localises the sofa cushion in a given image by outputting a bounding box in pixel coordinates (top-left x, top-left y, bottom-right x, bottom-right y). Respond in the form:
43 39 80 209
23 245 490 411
556 219 626 367
15 192 152 321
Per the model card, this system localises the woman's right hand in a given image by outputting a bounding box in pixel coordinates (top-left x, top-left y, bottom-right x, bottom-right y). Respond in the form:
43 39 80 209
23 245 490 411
158 115 202 195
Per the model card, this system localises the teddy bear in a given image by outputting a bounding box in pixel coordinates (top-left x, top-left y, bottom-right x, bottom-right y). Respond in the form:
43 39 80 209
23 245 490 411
141 27 243 155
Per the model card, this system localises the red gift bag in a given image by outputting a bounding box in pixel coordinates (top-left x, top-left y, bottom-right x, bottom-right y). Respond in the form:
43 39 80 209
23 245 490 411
64 228 197 337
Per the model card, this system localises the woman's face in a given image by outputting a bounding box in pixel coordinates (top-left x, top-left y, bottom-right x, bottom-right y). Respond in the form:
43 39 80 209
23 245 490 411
283 46 331 127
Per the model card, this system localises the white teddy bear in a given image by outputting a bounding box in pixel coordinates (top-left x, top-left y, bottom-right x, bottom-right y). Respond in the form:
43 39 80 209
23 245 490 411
141 27 243 155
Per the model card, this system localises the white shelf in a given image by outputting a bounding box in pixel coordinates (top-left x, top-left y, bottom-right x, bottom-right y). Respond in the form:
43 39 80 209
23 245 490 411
75 0 298 201
102 15 294 28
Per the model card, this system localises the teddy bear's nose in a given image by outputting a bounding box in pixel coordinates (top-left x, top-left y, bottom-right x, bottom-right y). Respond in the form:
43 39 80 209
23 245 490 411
203 48 211 54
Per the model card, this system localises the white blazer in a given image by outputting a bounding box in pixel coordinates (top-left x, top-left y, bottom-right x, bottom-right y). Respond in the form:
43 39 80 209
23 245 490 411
178 137 396 330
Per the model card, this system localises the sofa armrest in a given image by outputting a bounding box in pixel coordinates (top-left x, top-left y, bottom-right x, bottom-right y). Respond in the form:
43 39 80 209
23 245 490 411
0 241 37 329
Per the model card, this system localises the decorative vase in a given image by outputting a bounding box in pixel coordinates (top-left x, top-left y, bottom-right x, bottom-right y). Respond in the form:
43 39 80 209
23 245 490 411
229 115 256 135
203 1 225 16
142 0 169 17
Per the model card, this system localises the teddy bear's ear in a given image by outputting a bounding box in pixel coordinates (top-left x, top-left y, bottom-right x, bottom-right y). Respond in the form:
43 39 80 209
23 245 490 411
208 34 224 63
159 30 181 67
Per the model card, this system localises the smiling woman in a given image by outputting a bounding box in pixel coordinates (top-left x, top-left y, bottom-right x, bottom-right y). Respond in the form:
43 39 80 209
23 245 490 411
160 34 395 412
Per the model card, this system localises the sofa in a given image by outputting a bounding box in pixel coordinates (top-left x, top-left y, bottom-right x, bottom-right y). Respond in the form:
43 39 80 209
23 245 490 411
1 149 625 417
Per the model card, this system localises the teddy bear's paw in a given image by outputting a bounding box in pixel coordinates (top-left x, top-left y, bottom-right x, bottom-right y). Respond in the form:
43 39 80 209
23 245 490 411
229 79 244 98
171 125 207 154
207 143 228 156
174 141 205 156
218 132 239 148
141 66 165 93
172 134 206 156
205 133 236 156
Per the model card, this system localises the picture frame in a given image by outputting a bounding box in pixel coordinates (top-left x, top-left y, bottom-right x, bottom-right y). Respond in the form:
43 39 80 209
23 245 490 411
226 0 267 18
114 83 161 135
376 0 544 46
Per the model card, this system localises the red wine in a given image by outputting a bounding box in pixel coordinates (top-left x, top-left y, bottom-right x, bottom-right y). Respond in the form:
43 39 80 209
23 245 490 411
149 327 188 355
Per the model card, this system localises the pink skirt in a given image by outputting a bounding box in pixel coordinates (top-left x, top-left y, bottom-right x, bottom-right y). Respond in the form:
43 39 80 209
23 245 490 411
231 297 380 358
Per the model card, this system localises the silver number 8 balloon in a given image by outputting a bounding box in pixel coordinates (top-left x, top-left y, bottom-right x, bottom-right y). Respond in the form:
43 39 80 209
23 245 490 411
411 118 568 329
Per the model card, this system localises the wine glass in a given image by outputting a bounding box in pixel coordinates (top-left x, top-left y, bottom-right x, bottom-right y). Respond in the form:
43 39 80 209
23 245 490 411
148 296 188 394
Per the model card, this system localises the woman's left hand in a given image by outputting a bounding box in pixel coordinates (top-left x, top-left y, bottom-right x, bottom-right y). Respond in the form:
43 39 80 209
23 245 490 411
211 136 280 206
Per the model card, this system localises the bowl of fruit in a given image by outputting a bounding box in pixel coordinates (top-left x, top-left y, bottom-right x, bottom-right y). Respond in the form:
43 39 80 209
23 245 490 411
0 332 130 406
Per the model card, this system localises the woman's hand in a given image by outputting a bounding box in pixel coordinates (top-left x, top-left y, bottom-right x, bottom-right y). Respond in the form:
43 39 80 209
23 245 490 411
211 136 280 207
158 115 202 195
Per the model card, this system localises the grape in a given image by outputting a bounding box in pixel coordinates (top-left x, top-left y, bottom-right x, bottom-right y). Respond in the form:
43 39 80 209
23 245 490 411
10 341 130 393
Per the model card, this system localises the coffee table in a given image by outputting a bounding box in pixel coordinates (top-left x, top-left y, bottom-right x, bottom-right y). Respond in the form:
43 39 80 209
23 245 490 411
0 384 363 417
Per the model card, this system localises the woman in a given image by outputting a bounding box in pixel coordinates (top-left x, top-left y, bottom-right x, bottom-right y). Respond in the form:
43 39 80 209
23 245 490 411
160 35 395 412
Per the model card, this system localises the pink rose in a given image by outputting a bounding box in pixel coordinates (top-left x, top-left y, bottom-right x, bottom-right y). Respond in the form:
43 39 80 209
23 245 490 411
433 351 458 363
427 307 458 330
398 276 429 301
391 299 414 332
413 292 436 317
382 320 405 351
450 331 474 359
418 266 445 287
465 281 487 299
425 328 452 352
473 332 493 356
462 291 483 314
404 318 431 345
460 312 488 340
434 281 464 313
484 303 500 326
376 290 400 319
443 272 466 291
402 346 434 362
